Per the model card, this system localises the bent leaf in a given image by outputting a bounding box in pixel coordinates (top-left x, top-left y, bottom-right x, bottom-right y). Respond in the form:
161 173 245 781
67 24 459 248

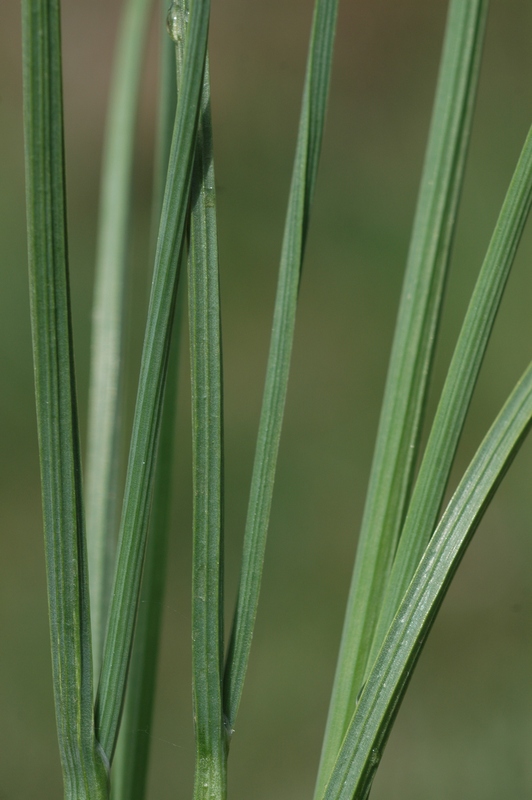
369 114 532 669
322 359 532 800
316 6 489 788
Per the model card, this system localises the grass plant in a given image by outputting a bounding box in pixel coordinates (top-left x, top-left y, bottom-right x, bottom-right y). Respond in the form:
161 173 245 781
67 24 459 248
20 0 532 798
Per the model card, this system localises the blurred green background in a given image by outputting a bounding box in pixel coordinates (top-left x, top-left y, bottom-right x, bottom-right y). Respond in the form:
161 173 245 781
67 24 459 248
2 1 532 797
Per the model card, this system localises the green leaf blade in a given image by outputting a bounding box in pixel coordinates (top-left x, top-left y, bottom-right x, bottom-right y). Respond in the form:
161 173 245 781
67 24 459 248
110 8 180 798
86 0 153 676
22 0 108 796
315 3 489 792
223 0 340 732
95 0 212 763
112 304 182 800
322 359 532 800
370 115 532 669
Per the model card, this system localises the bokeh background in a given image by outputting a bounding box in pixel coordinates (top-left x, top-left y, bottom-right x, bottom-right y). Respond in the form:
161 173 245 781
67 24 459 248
2 1 532 798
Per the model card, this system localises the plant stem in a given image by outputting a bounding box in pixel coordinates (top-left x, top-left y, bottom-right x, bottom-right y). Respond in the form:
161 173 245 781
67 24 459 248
188 54 227 800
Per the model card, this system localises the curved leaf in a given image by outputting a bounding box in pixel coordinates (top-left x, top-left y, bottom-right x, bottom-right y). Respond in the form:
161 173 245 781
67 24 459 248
322 360 532 800
369 116 532 670
316 6 489 788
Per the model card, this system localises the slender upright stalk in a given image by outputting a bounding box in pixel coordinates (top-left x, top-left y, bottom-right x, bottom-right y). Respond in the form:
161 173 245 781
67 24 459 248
22 0 108 796
223 0 339 732
86 0 153 670
167 6 228 794
188 55 226 800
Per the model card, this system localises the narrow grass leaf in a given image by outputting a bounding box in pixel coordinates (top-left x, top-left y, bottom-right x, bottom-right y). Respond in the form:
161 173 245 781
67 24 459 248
188 56 227 800
86 0 153 675
111 9 180 798
322 359 532 800
369 118 532 668
314 4 489 790
96 0 211 762
22 0 108 796
223 0 339 731
112 294 183 800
